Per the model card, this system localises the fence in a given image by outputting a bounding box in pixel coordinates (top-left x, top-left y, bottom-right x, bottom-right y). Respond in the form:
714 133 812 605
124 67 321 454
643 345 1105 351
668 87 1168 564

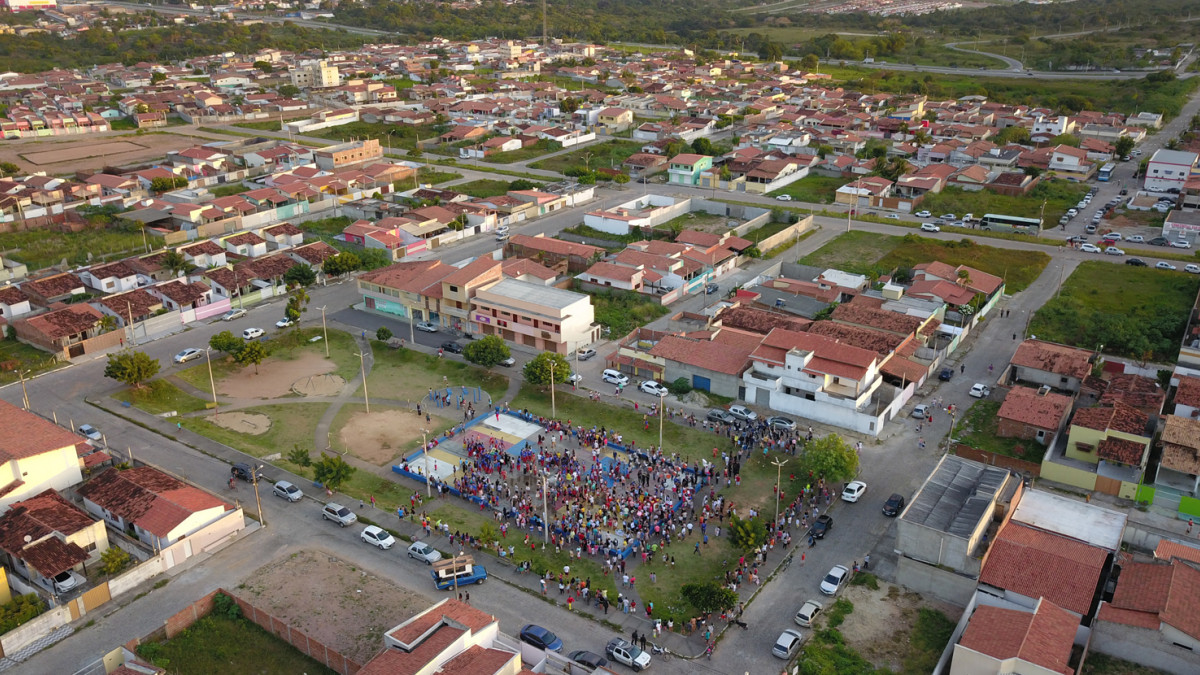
954 443 1041 477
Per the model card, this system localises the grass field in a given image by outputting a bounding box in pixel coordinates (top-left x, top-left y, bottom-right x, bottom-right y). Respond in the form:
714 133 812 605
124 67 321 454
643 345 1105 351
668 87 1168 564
365 345 509 404
917 181 1088 224
452 178 542 198
479 139 561 165
1030 261 1200 361
0 339 65 384
800 231 1051 292
180 403 326 459
136 611 335 675
234 119 283 132
112 380 210 416
311 121 446 154
0 226 147 271
585 287 671 335
955 400 1038 461
768 175 853 204
529 140 644 174
209 183 251 197
416 167 464 185
175 328 362 391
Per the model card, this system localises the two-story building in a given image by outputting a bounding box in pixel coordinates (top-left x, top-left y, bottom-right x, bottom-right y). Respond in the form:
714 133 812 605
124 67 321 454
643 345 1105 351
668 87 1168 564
470 278 601 354
1145 149 1200 193
0 401 86 512
667 153 713 186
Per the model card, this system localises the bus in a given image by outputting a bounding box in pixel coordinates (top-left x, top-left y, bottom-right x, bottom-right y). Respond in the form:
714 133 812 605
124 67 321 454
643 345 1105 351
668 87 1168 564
1098 163 1116 181
979 213 1042 234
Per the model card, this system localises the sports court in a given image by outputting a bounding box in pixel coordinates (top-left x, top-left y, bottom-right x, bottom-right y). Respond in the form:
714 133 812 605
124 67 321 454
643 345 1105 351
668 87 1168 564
401 394 543 483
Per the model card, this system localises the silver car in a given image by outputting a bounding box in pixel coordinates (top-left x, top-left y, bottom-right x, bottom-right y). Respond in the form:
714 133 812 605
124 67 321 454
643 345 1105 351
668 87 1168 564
407 540 442 564
728 404 757 422
272 480 303 502
321 503 357 527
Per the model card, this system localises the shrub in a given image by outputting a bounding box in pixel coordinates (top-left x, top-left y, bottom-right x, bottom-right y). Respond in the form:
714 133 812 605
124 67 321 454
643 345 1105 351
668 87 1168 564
213 591 242 620
668 377 692 396
100 546 131 576
376 326 394 342
0 594 44 633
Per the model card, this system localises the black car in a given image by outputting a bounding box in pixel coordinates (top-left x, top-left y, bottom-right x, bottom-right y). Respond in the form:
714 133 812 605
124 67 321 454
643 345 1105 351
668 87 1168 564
230 462 263 482
883 493 906 517
1150 237 1169 246
440 341 464 354
704 282 720 295
1125 258 1148 267
567 650 609 669
1119 188 1128 195
810 514 833 539
938 367 953 381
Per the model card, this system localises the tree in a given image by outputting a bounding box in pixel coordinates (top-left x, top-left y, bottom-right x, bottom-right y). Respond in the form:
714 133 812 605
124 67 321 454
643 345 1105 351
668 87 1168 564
103 349 159 389
1050 133 1080 148
284 285 309 324
150 71 166 83
313 451 356 492
728 514 767 551
100 546 131 576
0 162 20 177
1114 136 1135 159
523 352 570 386
98 314 118 334
804 434 860 483
209 330 242 356
681 581 739 614
323 252 360 278
160 250 189 277
800 53 820 71
691 137 715 156
284 264 316 288
464 335 510 367
286 444 312 467
234 340 268 374
376 326 393 342
508 179 539 191
668 377 692 395
759 41 783 62
149 176 187 194
277 84 300 98
613 173 631 184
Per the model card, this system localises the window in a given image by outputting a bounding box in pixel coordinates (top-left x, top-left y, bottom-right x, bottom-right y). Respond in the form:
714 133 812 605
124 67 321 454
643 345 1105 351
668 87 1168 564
1076 443 1094 453
448 285 458 293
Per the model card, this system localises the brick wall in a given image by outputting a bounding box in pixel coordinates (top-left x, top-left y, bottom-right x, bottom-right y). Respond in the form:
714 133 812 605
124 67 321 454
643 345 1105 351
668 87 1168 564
954 444 1041 477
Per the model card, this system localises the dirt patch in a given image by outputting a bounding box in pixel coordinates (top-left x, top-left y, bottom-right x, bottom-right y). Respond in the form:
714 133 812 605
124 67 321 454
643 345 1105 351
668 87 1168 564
292 373 346 397
838 581 958 672
237 549 430 664
0 132 204 175
219 350 335 399
338 409 428 465
211 412 272 435
20 140 148 165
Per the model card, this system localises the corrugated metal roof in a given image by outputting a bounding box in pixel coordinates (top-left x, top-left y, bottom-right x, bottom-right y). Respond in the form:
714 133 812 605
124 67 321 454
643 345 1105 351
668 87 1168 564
903 455 1010 538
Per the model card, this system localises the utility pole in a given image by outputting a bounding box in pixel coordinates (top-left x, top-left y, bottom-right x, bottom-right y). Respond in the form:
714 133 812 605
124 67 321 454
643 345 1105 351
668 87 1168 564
422 429 431 498
205 348 219 421
541 470 550 543
658 391 665 453
17 370 29 410
355 351 370 413
251 465 265 527
771 457 788 531
549 359 556 418
318 305 329 356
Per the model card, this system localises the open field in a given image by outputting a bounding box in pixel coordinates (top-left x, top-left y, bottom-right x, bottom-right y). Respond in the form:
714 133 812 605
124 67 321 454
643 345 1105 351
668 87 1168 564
181 403 326 458
0 131 204 175
769 175 853 203
0 226 148 271
1030 261 1200 362
365 345 509 404
21 140 148 165
917 181 1089 225
529 140 643 174
176 328 361 395
452 178 541 199
113 380 210 416
330 405 454 466
956 400 1035 461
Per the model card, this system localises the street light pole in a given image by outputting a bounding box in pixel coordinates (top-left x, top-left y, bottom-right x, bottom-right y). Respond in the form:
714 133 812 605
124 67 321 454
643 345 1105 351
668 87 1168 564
771 457 788 531
658 391 665 452
541 470 550 543
355 351 370 413
17 369 29 410
205 348 219 421
252 464 265 527
422 429 431 498
549 359 556 419
318 305 329 357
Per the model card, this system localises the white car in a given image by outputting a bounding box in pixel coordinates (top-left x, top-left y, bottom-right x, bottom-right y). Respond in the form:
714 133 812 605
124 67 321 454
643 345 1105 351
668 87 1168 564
884 213 900 219
416 321 438 333
173 348 203 364
360 525 396 550
911 403 930 419
321 503 357 527
794 600 823 628
567 372 583 384
1187 264 1200 274
1067 208 1078 217
1127 235 1145 243
969 383 991 398
775 194 793 201
407 540 442 564
272 480 303 502
820 565 850 595
914 210 931 218
728 404 757 421
1171 240 1192 249
576 347 597 361
940 213 955 220
499 356 516 367
772 629 805 659
920 223 940 232
275 318 294 329
638 380 669 396
1080 243 1102 253
77 424 102 441
1157 262 1178 271
221 308 247 321
1104 246 1125 256
242 327 265 339
1102 232 1122 241
841 480 867 503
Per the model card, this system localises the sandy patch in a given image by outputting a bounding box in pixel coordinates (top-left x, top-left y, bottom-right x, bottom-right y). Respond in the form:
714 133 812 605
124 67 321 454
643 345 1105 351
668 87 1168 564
838 581 959 672
20 140 147 165
338 409 428 465
0 132 202 175
219 350 335 399
237 549 430 664
292 373 346 397
211 412 272 435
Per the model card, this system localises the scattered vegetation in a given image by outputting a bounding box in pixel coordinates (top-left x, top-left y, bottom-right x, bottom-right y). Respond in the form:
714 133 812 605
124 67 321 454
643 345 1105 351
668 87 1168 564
0 594 43 634
581 286 671 335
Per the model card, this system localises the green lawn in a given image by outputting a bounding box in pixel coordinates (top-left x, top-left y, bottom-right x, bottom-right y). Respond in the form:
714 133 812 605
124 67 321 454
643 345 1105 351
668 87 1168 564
1030 261 1200 362
529 140 644 174
136 610 335 675
181 403 326 458
209 183 251 197
479 139 561 164
113 380 210 416
800 231 901 273
416 167 464 185
0 226 147 271
295 216 352 239
176 328 362 392
916 181 1088 225
234 119 283 131
769 175 853 204
956 400 1041 461
452 178 542 199
877 235 1051 293
312 121 446 154
742 219 795 246
0 340 65 385
365 344 509 404
584 287 671 335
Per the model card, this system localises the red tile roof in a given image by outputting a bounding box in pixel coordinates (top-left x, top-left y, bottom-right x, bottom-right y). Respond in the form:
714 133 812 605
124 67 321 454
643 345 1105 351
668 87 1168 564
831 302 922 335
1111 560 1172 614
0 401 82 462
807 321 905 357
291 241 339 265
1010 340 1092 380
76 467 230 538
997 386 1072 431
958 602 1076 675
22 273 84 300
751 327 877 380
649 332 757 375
1161 559 1200 640
1156 539 1200 565
360 627 464 675
980 522 1107 615
507 233 602 259
0 286 28 306
717 306 810 335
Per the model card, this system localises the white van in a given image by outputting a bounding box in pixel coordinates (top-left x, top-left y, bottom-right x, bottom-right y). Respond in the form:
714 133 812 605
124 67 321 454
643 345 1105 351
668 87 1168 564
602 369 629 386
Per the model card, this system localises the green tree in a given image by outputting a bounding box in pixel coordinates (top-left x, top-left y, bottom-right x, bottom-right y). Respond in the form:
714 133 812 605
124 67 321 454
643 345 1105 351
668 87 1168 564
284 264 316 287
234 340 268 374
613 173 631 184
759 41 783 62
691 137 715 156
104 350 160 389
1050 133 1080 148
160 250 189 277
98 314 118 334
149 176 187 193
284 285 309 323
0 161 20 177
508 179 539 191
324 251 360 278
100 546 131 575
728 514 767 551
668 377 692 395
804 434 860 483
463 335 511 367
277 84 300 98
209 330 242 356
376 326 393 342
523 352 570 386
150 71 166 83
681 581 740 613
313 451 356 492
286 444 312 467
800 53 820 71
1113 136 1135 158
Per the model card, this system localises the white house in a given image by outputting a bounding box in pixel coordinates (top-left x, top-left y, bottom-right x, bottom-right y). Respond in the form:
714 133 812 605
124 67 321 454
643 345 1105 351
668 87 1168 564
0 286 32 321
0 401 86 512
79 261 140 295
0 489 109 595
179 240 228 268
1145 149 1200 192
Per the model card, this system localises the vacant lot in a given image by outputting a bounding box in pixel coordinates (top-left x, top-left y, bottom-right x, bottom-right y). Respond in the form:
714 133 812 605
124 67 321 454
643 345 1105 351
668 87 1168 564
365 346 509 404
452 178 541 198
331 405 454 466
1030 261 1200 362
0 226 149 271
769 175 852 204
0 131 201 174
917 181 1088 224
181 403 326 458
529 140 643 174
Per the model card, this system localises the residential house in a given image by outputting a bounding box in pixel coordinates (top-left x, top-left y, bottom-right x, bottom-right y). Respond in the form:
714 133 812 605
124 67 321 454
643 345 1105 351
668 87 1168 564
995 385 1073 447
438 256 503 334
356 599 505 675
149 279 212 312
1008 339 1094 393
949 598 1080 675
1045 401 1152 499
20 273 85 307
92 288 163 327
12 303 122 358
1093 557 1200 674
1174 375 1200 419
470 278 602 355
1047 144 1093 181
1158 415 1200 495
0 401 86 511
667 153 713 186
222 231 268 258
357 260 455 324
1145 149 1199 192
79 261 139 295
505 234 602 274
261 222 305 250
0 489 108 595
179 240 227 268
647 328 761 397
0 286 32 321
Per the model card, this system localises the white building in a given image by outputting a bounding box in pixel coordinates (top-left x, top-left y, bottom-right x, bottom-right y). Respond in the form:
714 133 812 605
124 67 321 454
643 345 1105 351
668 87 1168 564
290 59 341 89
470 278 602 355
0 401 85 512
1145 149 1199 192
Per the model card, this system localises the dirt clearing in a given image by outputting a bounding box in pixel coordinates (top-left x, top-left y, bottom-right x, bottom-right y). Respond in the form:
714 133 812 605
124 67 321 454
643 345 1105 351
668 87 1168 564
292 373 346 397
0 132 203 175
211 412 271 435
338 409 428 465
838 581 959 672
219 350 336 399
20 140 148 165
237 549 431 664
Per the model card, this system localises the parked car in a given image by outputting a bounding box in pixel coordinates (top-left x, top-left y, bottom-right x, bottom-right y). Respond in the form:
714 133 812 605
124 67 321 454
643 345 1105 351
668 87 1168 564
1066 235 1088 244
407 540 442 564
1067 208 1078 217
841 480 867 503
52 570 81 594
77 424 102 441
606 638 651 670
221 308 247 321
775 194 793 201
728 404 757 421
322 503 358 527
884 213 900 219
1126 258 1147 266
1127 235 1145 243
704 282 720 294
939 213 955 220
1187 264 1200 274
767 415 796 431
568 651 609 670
638 380 669 397
498 356 516 367
820 565 850 595
938 367 953 381
914 210 932 218
361 525 396 550
794 600 823 628
275 318 294 329
911 404 930 419
272 480 303 502
230 463 263 482
969 383 991 398
1157 261 1178 271
1171 240 1192 249
1084 224 1098 234
1101 232 1122 241
520 624 563 652
1104 246 1125 256
1080 243 1102 253
416 321 438 333
772 629 805 659
567 372 583 384
602 370 630 386
882 493 907 517
440 341 463 354
810 514 833 539
707 409 735 424
1149 237 1169 246
173 348 203 364
920 222 940 232
577 347 597 361
242 327 265 339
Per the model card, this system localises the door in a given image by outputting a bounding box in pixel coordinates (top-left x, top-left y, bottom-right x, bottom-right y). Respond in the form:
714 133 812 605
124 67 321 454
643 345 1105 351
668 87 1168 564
693 375 711 392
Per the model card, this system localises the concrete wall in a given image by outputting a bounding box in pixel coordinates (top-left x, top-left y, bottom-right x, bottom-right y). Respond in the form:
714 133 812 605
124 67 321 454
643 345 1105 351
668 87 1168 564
751 217 814 254
1091 619 1200 675
896 556 976 607
0 605 71 658
896 520 981 577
